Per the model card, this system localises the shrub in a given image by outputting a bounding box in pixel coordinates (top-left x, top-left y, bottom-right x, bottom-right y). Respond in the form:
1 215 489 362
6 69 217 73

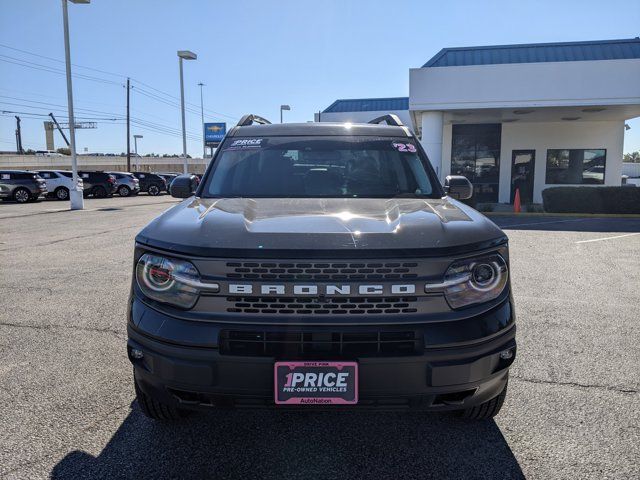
542 186 640 214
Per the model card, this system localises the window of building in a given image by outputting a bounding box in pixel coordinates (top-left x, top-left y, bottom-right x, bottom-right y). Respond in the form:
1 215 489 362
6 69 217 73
451 124 501 202
545 149 606 184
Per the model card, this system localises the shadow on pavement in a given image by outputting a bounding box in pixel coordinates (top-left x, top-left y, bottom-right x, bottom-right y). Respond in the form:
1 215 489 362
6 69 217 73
51 401 523 480
491 215 640 233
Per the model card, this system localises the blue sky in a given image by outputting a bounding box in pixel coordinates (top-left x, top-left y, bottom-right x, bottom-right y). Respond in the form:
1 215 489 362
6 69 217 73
1 0 639 156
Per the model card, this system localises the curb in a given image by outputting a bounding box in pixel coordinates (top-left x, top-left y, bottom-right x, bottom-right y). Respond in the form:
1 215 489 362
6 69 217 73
484 212 640 218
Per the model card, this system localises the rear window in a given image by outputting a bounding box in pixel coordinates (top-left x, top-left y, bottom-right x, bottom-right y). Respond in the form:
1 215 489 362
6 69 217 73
202 136 437 198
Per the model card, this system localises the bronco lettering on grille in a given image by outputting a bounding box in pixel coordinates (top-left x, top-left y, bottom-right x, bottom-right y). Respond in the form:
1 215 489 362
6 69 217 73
227 284 416 296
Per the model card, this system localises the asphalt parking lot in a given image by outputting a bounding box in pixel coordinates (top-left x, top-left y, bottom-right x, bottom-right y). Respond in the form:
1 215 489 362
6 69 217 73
1 197 639 479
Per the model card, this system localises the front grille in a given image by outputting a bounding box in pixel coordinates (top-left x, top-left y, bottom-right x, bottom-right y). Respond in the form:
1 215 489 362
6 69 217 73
226 296 419 315
226 261 419 280
219 330 422 358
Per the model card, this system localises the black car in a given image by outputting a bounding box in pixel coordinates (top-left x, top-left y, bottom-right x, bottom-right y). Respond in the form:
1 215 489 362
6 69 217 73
128 114 515 421
155 172 180 189
132 172 167 196
0 170 47 203
78 171 117 198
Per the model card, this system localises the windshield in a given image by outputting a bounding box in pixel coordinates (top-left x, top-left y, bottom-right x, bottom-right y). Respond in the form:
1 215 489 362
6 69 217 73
202 136 438 198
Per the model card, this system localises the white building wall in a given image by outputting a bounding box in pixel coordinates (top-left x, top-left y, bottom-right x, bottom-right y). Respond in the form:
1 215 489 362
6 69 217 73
315 110 415 131
498 120 625 203
410 59 640 111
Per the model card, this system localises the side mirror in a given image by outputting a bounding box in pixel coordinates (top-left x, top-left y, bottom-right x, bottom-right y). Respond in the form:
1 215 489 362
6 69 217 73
170 174 197 198
444 175 473 200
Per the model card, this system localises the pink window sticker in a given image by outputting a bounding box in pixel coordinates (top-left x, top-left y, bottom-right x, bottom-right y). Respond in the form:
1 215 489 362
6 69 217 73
391 142 417 153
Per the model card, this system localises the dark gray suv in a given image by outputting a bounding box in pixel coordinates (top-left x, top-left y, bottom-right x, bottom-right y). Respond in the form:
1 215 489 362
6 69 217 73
0 170 47 203
128 115 515 421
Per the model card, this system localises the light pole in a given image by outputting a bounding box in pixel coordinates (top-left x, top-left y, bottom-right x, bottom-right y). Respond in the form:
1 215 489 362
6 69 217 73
133 134 143 171
198 82 206 159
280 104 290 123
177 50 197 174
62 0 89 210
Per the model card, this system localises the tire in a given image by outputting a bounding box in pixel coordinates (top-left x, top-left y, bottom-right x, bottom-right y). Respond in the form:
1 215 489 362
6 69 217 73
13 187 30 203
55 187 70 200
134 373 187 421
459 379 508 420
147 184 160 196
93 186 108 198
118 185 131 197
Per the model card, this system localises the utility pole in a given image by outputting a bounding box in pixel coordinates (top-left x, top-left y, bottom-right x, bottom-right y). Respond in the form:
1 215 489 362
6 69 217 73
15 116 23 154
126 77 131 172
198 82 205 158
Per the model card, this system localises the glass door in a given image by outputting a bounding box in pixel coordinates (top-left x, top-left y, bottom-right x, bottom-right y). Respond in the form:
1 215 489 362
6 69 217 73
511 150 535 204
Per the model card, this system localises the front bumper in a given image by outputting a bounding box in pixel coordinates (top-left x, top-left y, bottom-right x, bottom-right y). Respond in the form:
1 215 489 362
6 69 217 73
128 296 515 410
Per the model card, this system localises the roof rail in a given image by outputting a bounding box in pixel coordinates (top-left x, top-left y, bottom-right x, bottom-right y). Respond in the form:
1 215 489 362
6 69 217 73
236 114 272 127
368 114 404 127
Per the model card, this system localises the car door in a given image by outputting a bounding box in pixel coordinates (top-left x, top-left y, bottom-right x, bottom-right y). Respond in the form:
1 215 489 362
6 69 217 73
38 171 61 192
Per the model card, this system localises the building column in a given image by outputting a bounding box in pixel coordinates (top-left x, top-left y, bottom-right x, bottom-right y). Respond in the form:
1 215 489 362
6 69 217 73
420 111 444 180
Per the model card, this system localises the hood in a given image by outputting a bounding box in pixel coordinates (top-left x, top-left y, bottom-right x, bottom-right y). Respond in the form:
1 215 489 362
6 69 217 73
136 197 507 258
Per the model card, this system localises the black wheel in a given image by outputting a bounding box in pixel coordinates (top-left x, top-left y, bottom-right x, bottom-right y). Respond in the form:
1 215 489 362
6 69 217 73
55 187 69 200
13 187 30 203
118 185 131 197
459 379 508 420
93 186 108 198
147 184 161 196
134 373 187 421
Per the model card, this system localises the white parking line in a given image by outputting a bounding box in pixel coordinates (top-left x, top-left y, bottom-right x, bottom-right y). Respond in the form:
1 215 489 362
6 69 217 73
576 232 640 244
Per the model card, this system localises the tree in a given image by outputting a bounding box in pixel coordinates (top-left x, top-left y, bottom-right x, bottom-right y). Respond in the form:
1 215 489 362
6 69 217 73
623 151 640 163
56 147 71 156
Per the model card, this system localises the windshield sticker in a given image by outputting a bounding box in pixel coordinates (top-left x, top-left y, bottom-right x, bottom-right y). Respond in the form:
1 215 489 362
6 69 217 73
391 142 417 153
225 138 265 150
1 174 9 179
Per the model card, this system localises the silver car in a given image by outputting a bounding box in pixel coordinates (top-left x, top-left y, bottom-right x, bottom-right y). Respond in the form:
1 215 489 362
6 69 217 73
108 172 140 197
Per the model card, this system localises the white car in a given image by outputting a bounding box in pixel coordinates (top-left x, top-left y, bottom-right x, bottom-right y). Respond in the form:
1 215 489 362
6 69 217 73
36 170 83 201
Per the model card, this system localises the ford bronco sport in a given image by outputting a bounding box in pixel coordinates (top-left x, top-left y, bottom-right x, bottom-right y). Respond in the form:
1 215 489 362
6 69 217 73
128 114 515 420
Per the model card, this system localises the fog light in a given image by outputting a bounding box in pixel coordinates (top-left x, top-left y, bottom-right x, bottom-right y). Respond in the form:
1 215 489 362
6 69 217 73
130 348 144 360
499 349 513 360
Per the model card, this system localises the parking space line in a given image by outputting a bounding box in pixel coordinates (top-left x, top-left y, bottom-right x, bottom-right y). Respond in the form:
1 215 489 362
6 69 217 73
575 232 640 244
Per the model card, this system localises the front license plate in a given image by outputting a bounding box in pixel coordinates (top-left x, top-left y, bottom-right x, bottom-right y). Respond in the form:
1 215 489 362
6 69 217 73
274 361 358 405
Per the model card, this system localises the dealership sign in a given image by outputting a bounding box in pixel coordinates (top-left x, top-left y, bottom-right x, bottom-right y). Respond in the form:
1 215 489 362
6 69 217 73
204 122 226 147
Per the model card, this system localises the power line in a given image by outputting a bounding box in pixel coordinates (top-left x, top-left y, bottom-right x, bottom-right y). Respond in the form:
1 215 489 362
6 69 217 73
0 43 240 121
130 78 238 120
0 97 202 137
0 42 128 79
0 55 123 86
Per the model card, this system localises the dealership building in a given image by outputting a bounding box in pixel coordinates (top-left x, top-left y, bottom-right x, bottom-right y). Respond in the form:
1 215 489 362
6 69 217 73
318 38 640 204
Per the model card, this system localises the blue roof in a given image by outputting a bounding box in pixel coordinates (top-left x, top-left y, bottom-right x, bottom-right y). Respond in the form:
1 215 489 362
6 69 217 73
423 38 640 67
323 97 409 113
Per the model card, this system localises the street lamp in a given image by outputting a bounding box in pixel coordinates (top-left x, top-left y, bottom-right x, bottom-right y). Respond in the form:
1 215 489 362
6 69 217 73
280 104 291 123
177 50 197 174
62 0 90 210
198 82 206 159
133 134 143 171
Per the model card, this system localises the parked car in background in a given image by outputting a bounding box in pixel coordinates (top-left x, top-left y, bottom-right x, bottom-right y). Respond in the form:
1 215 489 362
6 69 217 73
78 171 117 198
154 172 179 189
0 170 47 203
132 172 166 196
35 150 64 157
107 172 140 197
36 170 83 201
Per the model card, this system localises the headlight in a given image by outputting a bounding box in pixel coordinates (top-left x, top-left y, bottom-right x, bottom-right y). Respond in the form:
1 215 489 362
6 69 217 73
136 253 217 309
426 253 508 309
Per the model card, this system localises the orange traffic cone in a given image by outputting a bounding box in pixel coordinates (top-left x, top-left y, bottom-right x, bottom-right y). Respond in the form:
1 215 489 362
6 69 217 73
513 188 521 213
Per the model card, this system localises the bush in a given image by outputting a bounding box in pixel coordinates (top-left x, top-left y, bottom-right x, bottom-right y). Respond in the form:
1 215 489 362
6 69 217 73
542 186 640 214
